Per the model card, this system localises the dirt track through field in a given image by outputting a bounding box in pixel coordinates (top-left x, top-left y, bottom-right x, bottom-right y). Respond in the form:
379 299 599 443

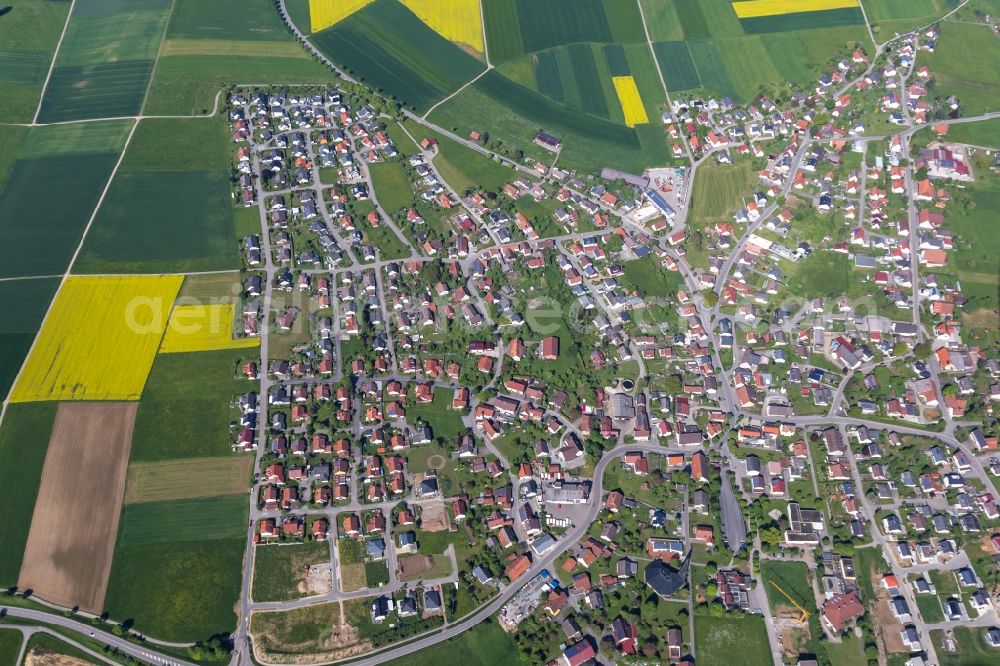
18 402 137 613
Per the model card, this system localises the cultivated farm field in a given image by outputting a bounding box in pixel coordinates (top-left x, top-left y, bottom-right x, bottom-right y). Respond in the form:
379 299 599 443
0 120 132 279
923 20 1000 115
124 456 253 503
0 402 57 588
0 0 72 123
311 0 485 114
36 0 172 123
117 495 247 545
18 402 137 613
130 347 257 461
76 116 242 274
0 277 59 400
11 275 182 402
159 304 260 353
145 0 333 115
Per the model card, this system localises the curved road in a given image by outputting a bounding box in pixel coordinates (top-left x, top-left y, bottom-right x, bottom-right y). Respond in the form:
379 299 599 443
0 606 197 666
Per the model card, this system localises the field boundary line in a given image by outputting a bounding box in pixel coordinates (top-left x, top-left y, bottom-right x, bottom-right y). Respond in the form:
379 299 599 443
0 118 140 432
138 0 177 117
421 65 493 120
478 0 490 66
635 0 693 164
0 274 62 283
31 0 77 125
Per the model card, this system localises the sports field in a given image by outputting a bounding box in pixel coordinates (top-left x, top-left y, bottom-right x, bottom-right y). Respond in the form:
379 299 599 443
311 0 485 113
18 402 137 613
159 304 259 353
124 456 254 503
0 0 72 123
11 275 182 402
37 0 172 122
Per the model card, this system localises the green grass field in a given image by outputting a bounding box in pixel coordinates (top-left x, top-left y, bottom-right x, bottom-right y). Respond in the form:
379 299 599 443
408 391 466 441
167 0 292 40
0 126 30 188
622 256 682 299
0 629 21 666
145 54 332 115
403 121 516 193
761 560 817 614
405 619 517 666
825 633 868 666
370 160 415 213
105 536 245 642
695 614 772 666
0 0 72 122
122 116 230 170
947 172 1000 310
863 0 959 35
0 402 57 588
312 0 484 114
925 20 1000 115
365 560 391 587
117 496 248 545
689 159 755 227
19 119 133 158
130 348 256 462
942 117 1000 148
252 541 331 603
0 278 59 399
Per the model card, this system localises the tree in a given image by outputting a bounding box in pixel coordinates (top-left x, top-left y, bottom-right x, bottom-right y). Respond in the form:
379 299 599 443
706 581 719 597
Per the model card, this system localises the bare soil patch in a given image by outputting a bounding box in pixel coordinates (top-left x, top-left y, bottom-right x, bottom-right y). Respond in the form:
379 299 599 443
299 564 333 596
251 602 373 665
874 597 906 653
426 454 445 469
124 455 252 503
398 554 434 580
962 308 999 329
420 500 448 532
18 402 136 613
24 649 93 666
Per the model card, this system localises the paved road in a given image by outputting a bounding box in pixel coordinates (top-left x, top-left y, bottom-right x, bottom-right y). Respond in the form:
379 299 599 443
0 606 197 666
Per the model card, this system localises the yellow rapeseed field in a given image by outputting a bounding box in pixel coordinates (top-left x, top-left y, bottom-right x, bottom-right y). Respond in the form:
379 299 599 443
612 76 649 128
309 0 372 33
401 0 485 53
731 0 858 19
159 304 259 354
11 275 182 403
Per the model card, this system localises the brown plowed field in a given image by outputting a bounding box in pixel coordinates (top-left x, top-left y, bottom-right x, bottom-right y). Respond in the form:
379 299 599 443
18 402 137 613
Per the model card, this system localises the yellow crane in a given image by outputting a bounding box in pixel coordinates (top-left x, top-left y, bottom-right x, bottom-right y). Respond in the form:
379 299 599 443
769 580 811 624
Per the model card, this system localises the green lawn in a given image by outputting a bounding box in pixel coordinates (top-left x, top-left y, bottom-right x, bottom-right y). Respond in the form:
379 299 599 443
942 117 1000 148
695 614 771 666
129 348 256 462
825 632 868 666
365 560 390 587
408 391 467 442
761 560 816 615
916 593 945 623
0 402 57 588
252 541 331 602
622 256 682 299
933 626 1000 666
407 444 450 474
104 537 246 642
